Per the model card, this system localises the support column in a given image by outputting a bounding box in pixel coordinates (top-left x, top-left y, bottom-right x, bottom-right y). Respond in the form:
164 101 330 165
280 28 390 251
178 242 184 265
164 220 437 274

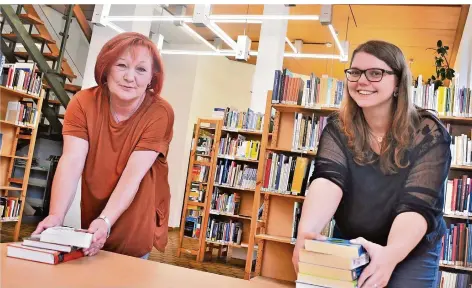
250 5 289 113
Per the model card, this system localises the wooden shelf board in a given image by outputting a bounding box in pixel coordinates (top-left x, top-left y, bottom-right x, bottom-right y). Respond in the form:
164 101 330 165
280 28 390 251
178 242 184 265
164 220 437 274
271 103 472 124
450 165 472 171
209 211 252 220
0 120 35 129
261 191 305 200
439 116 472 124
48 99 61 105
217 155 259 163
0 86 41 100
0 186 22 191
443 213 471 220
255 234 294 245
266 146 316 156
206 239 248 249
187 201 205 207
440 263 472 272
213 184 255 192
272 103 338 115
222 127 263 135
0 217 20 223
18 134 32 140
0 155 28 160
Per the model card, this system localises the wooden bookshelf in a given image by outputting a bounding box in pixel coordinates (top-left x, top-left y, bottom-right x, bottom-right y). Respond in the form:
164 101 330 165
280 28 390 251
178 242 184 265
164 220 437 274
177 118 222 261
0 85 44 241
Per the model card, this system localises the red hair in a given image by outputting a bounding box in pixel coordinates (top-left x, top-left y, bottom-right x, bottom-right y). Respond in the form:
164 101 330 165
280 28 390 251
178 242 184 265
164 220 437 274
94 32 164 96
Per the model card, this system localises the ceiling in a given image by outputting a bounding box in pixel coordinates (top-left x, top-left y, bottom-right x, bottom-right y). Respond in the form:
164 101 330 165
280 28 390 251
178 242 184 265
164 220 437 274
48 4 469 82
177 4 468 82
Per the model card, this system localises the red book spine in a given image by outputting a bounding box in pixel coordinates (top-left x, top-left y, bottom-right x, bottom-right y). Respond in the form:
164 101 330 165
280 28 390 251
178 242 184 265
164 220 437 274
54 249 85 264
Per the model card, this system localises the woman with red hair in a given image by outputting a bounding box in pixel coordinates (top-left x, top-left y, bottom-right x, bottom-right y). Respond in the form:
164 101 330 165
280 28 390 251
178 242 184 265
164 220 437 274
33 32 174 260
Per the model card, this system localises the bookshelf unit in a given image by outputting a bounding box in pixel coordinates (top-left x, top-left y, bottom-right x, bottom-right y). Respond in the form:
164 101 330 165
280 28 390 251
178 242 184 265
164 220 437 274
0 85 44 241
243 85 472 284
177 118 222 260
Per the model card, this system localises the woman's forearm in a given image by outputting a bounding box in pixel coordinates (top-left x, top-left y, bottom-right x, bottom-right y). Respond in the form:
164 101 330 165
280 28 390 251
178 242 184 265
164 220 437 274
49 154 85 222
297 178 342 242
100 151 158 226
385 212 427 264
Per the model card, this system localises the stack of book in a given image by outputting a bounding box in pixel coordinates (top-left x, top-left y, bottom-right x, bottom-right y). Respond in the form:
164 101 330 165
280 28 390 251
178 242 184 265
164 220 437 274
296 238 370 288
6 226 93 265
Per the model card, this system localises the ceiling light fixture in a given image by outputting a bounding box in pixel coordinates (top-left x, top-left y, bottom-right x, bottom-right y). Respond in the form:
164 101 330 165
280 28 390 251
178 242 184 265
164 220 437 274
105 15 193 22
285 37 298 53
206 21 238 51
99 4 346 61
181 23 217 51
328 24 344 57
208 14 320 21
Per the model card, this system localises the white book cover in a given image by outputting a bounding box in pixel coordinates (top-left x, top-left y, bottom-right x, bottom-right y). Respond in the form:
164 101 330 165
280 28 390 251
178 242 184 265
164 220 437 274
40 226 92 249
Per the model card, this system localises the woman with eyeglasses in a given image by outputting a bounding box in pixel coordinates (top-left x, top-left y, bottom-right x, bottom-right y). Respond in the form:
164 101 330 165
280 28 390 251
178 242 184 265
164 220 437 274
292 40 451 287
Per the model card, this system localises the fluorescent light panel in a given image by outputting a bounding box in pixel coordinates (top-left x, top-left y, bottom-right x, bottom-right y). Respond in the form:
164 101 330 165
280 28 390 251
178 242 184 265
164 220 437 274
328 24 344 57
285 37 297 53
208 14 319 21
181 23 217 51
105 15 193 22
106 22 125 33
206 21 238 51
160 50 236 56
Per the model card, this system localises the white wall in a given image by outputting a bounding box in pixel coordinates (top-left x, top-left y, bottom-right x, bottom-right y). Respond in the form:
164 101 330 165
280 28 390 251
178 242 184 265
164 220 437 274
454 5 472 88
164 53 255 228
160 54 199 229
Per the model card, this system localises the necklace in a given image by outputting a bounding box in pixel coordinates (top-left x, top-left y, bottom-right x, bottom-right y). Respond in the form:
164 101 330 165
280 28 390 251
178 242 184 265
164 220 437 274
368 130 384 143
110 92 145 123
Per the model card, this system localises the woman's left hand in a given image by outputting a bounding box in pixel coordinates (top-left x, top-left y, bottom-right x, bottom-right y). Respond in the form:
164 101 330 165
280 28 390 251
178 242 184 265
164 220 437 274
351 237 399 288
83 219 108 256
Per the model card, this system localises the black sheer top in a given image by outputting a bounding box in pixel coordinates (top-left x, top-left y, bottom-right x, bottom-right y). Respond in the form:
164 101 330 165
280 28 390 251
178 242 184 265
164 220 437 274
310 110 451 248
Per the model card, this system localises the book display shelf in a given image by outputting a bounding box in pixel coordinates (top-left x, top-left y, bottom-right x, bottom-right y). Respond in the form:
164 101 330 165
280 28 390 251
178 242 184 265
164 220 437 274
0 84 44 241
243 80 472 284
177 113 265 265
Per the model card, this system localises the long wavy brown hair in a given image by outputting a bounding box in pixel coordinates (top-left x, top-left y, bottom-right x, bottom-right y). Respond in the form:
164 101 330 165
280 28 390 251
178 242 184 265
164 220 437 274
337 40 420 174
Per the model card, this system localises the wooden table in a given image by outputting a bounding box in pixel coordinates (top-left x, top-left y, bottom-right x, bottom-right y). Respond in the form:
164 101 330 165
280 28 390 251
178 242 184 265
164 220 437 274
1 243 294 288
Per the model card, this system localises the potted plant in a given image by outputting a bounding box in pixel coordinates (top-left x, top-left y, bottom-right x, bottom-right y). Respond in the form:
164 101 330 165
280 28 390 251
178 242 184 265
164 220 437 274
427 40 455 90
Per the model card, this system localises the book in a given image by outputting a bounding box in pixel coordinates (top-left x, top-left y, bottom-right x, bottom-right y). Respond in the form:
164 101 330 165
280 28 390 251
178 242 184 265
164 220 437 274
22 237 74 253
7 243 84 265
299 249 369 270
297 273 358 288
299 261 363 281
39 226 93 249
304 238 366 258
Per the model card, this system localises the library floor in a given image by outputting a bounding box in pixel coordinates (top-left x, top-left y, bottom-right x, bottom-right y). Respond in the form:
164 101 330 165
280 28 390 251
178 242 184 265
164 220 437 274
1 223 245 279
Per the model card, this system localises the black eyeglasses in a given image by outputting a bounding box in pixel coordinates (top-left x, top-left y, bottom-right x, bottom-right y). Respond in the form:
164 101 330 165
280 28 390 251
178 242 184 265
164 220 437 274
344 68 396 82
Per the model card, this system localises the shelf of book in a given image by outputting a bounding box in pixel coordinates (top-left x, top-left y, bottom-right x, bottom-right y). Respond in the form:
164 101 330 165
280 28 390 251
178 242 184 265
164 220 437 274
0 83 44 241
177 118 222 261
440 264 472 272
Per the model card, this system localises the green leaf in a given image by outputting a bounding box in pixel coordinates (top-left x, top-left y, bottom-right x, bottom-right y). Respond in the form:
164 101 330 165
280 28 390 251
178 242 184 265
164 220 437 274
444 46 449 50
436 59 443 67
445 69 452 80
440 67 446 73
437 40 443 47
441 70 446 80
432 75 436 80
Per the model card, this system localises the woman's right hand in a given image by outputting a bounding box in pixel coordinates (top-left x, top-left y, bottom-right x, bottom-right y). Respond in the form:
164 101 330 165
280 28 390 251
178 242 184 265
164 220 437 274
292 232 327 273
32 214 63 235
